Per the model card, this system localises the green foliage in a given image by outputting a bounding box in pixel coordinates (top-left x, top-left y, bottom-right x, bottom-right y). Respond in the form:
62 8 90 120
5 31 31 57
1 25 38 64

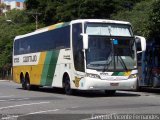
55 0 116 21
149 0 160 40
113 0 142 11
111 0 154 39
0 10 39 72
6 10 29 24
25 0 118 25
24 0 145 26
25 0 63 25
25 0 40 10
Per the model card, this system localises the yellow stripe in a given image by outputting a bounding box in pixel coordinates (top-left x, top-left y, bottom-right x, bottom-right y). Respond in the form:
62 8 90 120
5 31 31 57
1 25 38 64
13 52 47 85
124 71 131 76
30 52 46 85
48 22 64 31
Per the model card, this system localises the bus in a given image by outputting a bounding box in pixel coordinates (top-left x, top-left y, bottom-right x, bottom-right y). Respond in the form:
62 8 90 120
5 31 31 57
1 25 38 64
137 39 160 88
13 19 146 95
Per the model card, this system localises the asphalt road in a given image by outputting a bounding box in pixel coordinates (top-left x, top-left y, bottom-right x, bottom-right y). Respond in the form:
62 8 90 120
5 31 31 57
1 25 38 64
0 80 160 120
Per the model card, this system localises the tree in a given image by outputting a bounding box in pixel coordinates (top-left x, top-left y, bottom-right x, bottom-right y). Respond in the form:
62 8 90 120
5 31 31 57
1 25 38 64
111 0 154 39
25 0 64 25
0 10 38 79
0 3 6 15
55 0 117 23
149 0 160 40
25 0 143 26
113 0 142 11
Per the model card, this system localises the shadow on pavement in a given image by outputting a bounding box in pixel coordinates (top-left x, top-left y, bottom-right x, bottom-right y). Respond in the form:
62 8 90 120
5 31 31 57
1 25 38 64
17 87 140 98
139 87 160 95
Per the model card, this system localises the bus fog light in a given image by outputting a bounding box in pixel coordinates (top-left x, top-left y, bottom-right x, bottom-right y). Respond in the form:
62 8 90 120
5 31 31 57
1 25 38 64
129 74 137 79
86 73 100 79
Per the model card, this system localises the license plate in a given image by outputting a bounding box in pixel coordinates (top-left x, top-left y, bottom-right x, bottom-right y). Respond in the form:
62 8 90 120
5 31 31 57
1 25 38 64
110 83 119 86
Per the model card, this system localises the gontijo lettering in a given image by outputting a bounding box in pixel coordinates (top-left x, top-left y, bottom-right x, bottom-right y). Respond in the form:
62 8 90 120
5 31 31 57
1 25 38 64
23 55 37 62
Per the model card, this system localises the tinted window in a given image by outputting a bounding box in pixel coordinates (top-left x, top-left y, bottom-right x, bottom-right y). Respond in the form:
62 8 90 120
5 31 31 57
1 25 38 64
14 26 70 55
72 23 84 72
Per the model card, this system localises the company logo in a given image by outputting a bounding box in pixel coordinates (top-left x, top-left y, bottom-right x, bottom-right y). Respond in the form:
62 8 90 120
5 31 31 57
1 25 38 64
73 77 81 88
23 55 37 63
100 73 109 76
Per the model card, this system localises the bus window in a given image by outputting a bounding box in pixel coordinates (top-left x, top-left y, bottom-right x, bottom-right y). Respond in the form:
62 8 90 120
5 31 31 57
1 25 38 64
72 23 84 72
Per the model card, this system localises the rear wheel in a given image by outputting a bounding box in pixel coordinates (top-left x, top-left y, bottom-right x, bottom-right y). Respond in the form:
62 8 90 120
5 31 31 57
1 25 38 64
21 74 39 90
21 76 26 90
25 77 39 90
25 76 31 90
104 90 116 96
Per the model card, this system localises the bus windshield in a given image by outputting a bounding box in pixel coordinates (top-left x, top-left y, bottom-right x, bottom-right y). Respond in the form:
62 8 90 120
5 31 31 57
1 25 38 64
86 36 137 71
85 23 133 37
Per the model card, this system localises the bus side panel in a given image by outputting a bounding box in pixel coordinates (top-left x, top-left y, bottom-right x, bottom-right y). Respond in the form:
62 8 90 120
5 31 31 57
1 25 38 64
40 50 60 86
51 49 73 88
13 51 60 87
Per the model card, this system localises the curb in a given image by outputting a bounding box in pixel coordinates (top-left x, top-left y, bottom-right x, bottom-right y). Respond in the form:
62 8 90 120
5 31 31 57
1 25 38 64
0 80 12 82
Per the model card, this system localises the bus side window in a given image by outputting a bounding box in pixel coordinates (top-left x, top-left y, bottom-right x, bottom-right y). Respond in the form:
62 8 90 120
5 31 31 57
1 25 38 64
19 48 24 54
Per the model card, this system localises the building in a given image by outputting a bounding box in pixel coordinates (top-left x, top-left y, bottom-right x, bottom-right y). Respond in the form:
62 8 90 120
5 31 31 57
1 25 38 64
0 0 4 4
0 0 5 15
0 0 4 3
0 0 25 14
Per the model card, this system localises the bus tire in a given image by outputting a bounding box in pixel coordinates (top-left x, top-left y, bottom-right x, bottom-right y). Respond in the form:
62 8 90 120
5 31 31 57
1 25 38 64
63 74 73 95
104 90 116 96
25 75 31 90
20 74 26 90
134 80 141 92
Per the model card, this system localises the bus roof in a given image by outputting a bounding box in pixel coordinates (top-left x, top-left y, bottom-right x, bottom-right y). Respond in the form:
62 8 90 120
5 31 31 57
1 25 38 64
14 19 131 40
70 19 131 25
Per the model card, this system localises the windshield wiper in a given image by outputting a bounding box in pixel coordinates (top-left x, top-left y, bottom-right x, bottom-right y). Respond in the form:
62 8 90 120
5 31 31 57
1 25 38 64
103 38 114 72
103 49 114 72
118 55 128 71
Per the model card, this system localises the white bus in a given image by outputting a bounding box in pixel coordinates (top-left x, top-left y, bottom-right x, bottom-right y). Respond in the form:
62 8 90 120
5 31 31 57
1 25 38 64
13 19 146 95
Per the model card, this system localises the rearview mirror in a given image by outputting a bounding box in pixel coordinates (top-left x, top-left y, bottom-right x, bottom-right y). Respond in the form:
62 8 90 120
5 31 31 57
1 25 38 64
135 36 146 53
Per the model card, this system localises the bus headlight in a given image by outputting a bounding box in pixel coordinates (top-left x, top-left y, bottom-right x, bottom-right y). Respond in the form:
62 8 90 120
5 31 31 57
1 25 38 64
86 73 100 79
129 74 137 79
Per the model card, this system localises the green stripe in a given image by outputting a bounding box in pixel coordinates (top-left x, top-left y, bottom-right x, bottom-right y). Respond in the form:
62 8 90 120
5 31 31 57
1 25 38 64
46 50 59 86
112 72 125 76
112 72 119 76
40 50 59 86
56 22 70 29
118 72 124 76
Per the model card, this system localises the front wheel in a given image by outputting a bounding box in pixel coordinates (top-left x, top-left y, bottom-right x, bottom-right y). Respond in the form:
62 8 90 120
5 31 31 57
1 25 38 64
64 76 73 95
134 79 141 92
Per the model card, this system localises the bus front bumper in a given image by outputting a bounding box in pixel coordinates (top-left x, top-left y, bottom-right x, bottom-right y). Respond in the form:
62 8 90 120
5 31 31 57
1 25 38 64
78 77 137 90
